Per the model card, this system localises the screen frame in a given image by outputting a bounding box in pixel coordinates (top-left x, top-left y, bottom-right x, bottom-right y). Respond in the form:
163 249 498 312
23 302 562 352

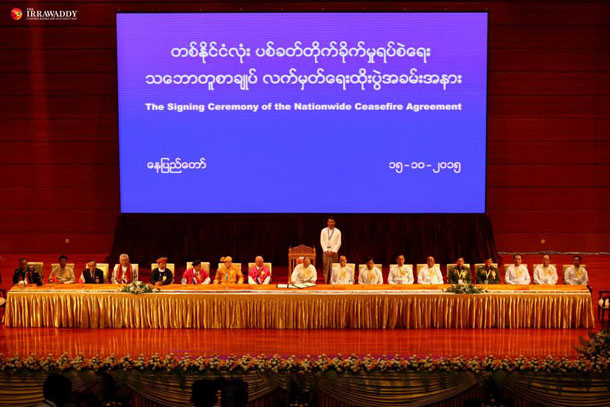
115 10 489 215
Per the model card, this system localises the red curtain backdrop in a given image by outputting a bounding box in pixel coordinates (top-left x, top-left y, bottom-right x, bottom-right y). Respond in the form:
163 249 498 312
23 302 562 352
109 213 498 268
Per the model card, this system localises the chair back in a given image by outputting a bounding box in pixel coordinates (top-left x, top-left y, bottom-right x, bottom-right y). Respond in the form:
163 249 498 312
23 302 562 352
533 264 556 270
217 263 242 274
97 263 110 282
247 263 273 275
474 263 498 270
28 262 44 278
288 245 316 273
51 263 75 272
186 262 211 274
358 264 383 273
389 264 413 271
332 263 355 270
151 263 175 282
503 264 529 274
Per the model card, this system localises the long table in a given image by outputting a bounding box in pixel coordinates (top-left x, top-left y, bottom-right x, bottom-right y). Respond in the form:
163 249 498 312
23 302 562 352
4 284 595 329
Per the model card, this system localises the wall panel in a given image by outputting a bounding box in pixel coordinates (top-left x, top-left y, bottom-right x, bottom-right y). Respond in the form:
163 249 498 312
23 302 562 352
1 1 609 256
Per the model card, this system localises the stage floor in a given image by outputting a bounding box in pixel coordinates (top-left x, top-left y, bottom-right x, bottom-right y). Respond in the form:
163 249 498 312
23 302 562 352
0 326 593 359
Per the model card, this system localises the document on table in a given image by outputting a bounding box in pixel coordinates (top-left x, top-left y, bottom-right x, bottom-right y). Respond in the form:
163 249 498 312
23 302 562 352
276 283 317 289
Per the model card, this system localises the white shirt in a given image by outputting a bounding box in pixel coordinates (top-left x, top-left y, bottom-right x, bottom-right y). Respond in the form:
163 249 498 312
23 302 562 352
564 265 589 285
505 264 530 285
358 267 383 285
388 265 414 285
112 264 139 284
291 264 317 284
417 265 443 284
330 265 354 285
320 227 342 253
533 264 558 285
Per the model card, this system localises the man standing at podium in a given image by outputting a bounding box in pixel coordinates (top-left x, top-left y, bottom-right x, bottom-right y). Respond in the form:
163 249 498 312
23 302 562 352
320 217 341 283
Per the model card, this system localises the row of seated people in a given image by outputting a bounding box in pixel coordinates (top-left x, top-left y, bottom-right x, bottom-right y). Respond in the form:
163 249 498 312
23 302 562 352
293 254 589 285
12 253 589 287
11 255 268 286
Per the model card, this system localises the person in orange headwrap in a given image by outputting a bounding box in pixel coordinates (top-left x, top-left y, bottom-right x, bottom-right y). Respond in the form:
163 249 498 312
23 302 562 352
151 256 173 286
214 256 244 284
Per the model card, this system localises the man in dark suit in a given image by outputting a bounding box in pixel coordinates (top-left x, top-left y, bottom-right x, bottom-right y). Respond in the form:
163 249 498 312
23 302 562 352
447 257 471 285
476 257 500 284
151 256 173 286
81 259 105 284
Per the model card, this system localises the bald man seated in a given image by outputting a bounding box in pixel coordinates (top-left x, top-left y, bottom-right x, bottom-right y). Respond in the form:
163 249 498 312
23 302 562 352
248 256 271 284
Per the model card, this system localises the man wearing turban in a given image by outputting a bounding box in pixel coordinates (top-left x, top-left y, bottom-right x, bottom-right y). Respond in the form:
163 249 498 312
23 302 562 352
151 257 173 286
214 256 244 284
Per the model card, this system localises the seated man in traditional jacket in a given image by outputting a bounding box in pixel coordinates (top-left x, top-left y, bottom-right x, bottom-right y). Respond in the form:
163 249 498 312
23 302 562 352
80 259 105 284
504 254 530 285
214 256 244 284
151 257 173 286
388 254 414 285
330 255 354 285
564 255 589 285
475 258 500 284
182 260 210 284
49 255 75 284
111 253 139 284
291 257 317 284
13 259 43 286
417 256 444 284
447 257 471 285
358 258 383 285
533 255 558 285
248 256 271 285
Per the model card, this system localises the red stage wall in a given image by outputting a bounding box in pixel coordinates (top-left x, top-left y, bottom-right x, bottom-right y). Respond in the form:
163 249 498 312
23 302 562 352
2 1 609 255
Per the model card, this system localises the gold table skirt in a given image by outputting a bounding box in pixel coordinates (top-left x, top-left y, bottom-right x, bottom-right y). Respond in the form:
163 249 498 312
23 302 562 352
4 284 595 329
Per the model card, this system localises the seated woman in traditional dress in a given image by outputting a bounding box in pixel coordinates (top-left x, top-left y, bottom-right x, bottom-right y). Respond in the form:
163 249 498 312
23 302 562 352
214 256 244 284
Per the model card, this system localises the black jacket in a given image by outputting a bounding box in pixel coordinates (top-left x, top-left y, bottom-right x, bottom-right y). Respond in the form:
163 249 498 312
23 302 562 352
82 268 105 284
13 268 43 286
151 268 173 285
